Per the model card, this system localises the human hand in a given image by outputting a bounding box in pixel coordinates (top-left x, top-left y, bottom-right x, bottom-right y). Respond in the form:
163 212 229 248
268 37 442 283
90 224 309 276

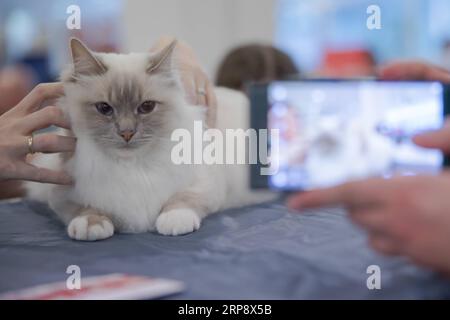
287 174 450 275
0 83 75 184
284 60 450 275
378 60 450 83
151 36 217 127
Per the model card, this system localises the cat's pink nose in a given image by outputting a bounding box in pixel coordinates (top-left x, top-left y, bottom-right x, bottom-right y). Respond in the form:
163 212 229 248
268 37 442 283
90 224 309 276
119 129 136 142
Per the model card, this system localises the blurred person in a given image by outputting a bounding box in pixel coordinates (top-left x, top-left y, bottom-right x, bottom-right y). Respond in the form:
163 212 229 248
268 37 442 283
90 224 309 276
215 44 299 93
288 61 450 276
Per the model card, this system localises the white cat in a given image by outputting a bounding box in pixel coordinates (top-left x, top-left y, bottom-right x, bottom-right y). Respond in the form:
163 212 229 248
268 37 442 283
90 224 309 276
26 38 274 241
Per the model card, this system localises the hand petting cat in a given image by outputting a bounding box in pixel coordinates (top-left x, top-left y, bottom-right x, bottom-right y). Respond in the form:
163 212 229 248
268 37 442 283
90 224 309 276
0 83 75 184
151 36 217 127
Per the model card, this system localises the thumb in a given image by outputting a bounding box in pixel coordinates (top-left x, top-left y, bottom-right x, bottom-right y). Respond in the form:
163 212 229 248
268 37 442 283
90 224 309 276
413 125 450 153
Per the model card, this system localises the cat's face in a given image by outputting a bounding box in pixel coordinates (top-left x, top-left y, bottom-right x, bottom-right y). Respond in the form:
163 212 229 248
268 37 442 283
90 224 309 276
62 38 183 155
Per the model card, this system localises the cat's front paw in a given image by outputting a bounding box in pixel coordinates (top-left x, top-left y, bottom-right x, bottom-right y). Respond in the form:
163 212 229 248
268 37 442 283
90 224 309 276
156 208 201 236
68 214 114 241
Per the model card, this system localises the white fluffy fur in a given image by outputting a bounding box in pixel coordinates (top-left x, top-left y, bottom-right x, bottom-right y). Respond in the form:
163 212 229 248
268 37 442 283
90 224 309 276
26 50 275 240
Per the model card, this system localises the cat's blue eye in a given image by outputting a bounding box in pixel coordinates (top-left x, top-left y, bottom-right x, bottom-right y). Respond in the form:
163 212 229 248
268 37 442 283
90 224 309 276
137 101 156 114
95 102 114 116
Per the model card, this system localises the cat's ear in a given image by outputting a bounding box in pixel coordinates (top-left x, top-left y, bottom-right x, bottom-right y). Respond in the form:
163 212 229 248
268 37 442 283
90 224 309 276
70 37 107 77
147 40 177 75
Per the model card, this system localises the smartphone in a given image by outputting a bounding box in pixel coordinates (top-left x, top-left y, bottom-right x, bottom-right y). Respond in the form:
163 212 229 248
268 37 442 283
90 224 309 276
249 80 450 191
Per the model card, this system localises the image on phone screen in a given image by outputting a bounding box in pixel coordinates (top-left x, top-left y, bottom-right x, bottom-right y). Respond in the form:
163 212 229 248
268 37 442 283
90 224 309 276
267 81 445 191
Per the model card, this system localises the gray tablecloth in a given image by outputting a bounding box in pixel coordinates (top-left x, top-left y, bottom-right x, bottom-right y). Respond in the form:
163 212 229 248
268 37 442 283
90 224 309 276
0 199 449 299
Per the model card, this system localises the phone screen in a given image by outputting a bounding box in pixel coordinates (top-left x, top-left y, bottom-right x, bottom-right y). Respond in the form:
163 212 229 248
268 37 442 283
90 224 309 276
265 81 445 191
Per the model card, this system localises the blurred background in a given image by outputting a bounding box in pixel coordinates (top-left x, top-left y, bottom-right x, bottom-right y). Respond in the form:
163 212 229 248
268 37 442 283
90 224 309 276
2 0 450 107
